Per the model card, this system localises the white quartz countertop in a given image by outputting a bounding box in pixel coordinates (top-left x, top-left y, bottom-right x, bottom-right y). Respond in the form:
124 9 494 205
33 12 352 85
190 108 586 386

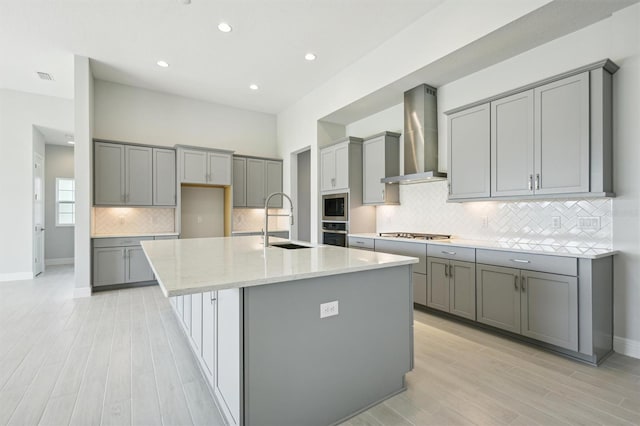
92 232 179 239
349 234 617 259
141 236 418 297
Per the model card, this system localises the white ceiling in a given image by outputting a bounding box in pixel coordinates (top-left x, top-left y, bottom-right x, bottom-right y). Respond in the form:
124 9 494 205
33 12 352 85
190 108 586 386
0 0 446 114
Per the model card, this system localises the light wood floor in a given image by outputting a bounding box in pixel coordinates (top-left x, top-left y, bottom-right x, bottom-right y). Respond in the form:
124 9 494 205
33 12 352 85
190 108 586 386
1 266 639 426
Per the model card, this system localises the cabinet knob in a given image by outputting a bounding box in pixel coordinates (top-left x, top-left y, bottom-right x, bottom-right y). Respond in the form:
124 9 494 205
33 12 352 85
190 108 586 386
528 175 533 191
535 174 540 190
444 264 448 277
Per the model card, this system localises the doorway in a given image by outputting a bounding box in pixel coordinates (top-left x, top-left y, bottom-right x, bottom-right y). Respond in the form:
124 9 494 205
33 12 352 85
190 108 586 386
33 152 45 276
296 149 311 242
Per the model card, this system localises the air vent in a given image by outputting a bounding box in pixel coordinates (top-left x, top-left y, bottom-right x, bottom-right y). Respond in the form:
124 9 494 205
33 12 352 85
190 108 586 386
36 72 53 81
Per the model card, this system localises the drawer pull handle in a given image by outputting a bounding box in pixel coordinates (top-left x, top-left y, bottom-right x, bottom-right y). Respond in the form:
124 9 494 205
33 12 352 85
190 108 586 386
514 275 518 290
521 276 526 292
510 259 530 264
442 251 456 256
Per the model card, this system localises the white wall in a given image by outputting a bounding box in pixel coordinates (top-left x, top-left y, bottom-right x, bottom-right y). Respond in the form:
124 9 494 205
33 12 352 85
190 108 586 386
44 144 75 262
94 80 278 157
0 89 73 280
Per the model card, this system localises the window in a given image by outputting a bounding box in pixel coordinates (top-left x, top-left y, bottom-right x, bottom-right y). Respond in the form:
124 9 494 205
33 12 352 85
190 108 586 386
56 178 75 226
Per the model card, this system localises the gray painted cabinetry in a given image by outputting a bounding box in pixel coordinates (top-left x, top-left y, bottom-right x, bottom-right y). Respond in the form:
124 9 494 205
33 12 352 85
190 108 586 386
426 245 476 320
362 132 400 205
232 156 283 208
320 137 363 192
447 59 618 201
178 147 232 185
374 239 427 306
153 148 176 205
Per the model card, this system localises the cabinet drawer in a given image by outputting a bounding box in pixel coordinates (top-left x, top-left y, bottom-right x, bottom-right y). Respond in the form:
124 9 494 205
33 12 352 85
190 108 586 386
427 245 475 263
476 249 577 276
348 237 375 250
93 236 154 248
374 240 426 274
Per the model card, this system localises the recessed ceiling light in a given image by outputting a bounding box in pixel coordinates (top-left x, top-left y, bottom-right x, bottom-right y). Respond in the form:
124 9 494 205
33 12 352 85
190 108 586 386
249 84 259 90
157 60 169 68
304 53 317 61
218 22 232 33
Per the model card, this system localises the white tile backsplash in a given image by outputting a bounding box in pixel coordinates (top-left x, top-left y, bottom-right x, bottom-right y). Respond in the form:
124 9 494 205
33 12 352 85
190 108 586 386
233 208 290 232
376 181 612 249
93 207 175 235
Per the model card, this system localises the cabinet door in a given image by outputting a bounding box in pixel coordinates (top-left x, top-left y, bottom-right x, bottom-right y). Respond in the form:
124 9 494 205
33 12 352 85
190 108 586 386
191 293 203 354
201 291 216 384
320 148 335 191
216 288 241 425
334 143 349 190
232 157 246 207
125 246 154 283
534 72 590 195
476 264 520 333
521 271 578 351
209 152 232 185
125 145 153 205
94 142 125 205
427 258 450 312
265 160 283 208
449 260 476 320
183 294 192 334
93 247 125 286
447 104 491 199
180 149 208 184
413 272 427 306
153 148 176 206
245 158 266 207
491 91 535 197
363 137 385 204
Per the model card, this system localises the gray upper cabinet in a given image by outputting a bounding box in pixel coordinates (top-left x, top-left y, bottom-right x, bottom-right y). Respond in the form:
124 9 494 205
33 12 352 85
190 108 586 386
362 132 400 205
153 148 176 206
94 142 125 205
491 90 535 197
125 145 153 205
320 137 363 193
534 72 590 195
178 147 232 186
232 157 247 207
447 104 491 199
233 156 283 208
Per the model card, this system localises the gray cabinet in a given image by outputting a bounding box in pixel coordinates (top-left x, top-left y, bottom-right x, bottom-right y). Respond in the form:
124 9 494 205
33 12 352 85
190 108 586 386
447 104 491 199
125 145 153 205
126 246 154 283
362 132 400 205
178 147 232 185
427 257 476 320
92 236 166 287
320 137 363 192
153 148 176 206
491 90 534 197
476 263 578 351
93 247 126 286
233 156 283 208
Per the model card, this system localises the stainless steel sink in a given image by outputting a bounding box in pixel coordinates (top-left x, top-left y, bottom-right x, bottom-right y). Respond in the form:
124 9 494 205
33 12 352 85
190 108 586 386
270 243 311 250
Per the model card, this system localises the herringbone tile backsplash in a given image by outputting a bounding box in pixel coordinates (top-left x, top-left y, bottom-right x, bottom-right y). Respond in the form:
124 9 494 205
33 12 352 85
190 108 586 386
376 181 612 249
93 207 176 235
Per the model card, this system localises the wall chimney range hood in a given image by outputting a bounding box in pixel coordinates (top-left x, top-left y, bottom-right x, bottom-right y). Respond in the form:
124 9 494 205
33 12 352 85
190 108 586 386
381 84 446 185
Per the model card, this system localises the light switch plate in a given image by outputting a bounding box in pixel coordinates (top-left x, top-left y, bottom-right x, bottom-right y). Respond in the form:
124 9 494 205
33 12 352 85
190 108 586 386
320 300 339 319
551 216 561 229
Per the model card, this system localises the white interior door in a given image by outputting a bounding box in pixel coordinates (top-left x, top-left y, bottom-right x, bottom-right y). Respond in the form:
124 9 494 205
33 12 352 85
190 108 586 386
33 153 45 276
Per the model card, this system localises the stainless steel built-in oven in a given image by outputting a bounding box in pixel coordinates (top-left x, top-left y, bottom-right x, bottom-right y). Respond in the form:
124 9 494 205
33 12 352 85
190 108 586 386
322 193 348 222
322 222 347 247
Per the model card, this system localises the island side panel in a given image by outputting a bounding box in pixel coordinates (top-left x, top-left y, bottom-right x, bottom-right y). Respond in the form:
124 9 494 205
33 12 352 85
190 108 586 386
243 265 413 426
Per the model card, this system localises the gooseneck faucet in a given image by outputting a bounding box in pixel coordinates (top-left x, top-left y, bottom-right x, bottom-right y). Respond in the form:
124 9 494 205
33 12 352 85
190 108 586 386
264 192 294 247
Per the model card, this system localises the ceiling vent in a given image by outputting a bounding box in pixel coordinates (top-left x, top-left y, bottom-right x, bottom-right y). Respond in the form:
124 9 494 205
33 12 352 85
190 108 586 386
36 72 53 81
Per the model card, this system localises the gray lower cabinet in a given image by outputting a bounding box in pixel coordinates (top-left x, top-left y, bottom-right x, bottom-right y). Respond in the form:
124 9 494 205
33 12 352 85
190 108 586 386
93 247 126 286
126 246 155 282
427 258 476 320
153 148 176 205
476 263 578 351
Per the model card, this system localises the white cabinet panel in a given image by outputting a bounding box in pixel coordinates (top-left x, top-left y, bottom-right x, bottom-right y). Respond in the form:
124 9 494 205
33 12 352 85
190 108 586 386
191 293 203 354
334 144 349 190
216 288 241 425
202 291 216 382
320 148 336 192
232 157 246 207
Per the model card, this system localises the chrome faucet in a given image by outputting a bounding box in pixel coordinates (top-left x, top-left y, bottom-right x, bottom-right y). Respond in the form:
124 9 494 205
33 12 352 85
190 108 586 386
264 192 294 247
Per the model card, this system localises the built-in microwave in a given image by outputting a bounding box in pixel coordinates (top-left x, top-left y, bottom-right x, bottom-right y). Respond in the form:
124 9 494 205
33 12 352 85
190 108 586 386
322 193 348 222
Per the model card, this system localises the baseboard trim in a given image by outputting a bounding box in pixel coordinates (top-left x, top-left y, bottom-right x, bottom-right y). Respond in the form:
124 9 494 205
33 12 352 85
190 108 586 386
614 336 640 359
73 287 92 298
0 272 33 282
45 258 74 266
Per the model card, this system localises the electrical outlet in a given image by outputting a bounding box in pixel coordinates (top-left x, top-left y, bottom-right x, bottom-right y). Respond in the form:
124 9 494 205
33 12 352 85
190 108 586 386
578 217 600 230
320 300 339 319
551 216 561 229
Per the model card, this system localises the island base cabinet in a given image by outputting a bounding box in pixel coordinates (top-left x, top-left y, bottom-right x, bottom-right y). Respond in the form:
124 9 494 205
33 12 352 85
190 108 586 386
215 288 242 426
201 291 216 383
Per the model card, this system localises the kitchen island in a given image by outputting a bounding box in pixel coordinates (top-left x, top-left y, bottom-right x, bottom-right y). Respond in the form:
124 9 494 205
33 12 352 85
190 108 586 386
141 236 418 426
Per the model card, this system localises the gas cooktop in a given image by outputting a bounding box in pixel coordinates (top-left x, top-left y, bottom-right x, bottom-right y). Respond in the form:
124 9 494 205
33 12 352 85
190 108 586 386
378 232 451 240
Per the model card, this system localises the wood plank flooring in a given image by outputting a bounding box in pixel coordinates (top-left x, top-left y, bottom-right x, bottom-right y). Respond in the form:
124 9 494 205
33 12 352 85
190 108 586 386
1 265 638 426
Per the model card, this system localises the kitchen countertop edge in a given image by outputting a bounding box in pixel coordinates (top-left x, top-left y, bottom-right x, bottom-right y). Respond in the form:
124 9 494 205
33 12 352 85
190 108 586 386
92 232 180 239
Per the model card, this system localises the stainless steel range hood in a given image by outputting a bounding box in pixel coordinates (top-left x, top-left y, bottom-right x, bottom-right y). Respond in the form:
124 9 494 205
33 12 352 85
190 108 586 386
381 84 446 184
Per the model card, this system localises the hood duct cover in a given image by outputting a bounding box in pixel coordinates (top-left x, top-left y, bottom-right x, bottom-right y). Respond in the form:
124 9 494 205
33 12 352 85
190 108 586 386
382 84 446 184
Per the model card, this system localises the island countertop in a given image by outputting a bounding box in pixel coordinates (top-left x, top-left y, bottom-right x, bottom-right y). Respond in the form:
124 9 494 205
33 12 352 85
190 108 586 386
141 236 418 297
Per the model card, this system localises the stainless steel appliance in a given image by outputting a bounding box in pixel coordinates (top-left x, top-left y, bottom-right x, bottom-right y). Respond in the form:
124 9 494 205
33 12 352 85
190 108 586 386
322 222 347 247
322 193 348 222
378 232 451 240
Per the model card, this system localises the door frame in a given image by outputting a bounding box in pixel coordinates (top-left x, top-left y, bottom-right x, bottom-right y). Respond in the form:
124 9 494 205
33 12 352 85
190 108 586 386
290 146 311 242
33 152 45 276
